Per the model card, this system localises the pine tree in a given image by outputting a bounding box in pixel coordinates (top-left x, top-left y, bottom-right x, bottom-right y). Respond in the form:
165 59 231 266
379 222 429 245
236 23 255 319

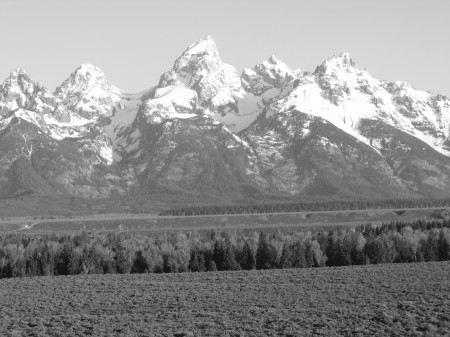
241 241 256 270
417 250 425 262
57 241 74 275
197 253 206 272
424 231 439 261
280 242 294 269
292 241 306 268
213 240 227 271
438 229 450 261
222 246 239 271
208 260 217 272
188 251 201 272
256 232 270 270
304 241 315 267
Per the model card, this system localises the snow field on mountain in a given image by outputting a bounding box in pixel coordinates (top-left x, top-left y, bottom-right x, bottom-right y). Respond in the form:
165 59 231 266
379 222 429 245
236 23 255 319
104 93 142 161
214 91 262 133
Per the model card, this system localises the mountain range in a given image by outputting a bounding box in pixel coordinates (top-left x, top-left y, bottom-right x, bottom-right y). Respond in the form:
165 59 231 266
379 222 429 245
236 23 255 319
1 35 450 216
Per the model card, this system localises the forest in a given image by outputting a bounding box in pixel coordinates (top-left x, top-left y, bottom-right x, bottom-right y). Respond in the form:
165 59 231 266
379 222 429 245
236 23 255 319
160 198 450 216
0 219 449 278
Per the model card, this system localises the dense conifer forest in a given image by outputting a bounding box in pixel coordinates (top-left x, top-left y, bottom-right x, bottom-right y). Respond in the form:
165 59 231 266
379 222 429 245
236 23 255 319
160 198 450 216
0 219 449 278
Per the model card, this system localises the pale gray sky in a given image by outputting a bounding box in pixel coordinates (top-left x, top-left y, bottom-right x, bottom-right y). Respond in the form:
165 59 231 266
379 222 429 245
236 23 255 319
1 0 449 96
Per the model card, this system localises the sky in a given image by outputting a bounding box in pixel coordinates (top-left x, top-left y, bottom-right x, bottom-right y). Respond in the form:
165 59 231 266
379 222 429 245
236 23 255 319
0 0 449 96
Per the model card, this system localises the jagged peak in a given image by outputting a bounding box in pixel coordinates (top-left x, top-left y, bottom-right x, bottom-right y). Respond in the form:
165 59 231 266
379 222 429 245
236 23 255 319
268 55 283 64
1 68 44 93
5 68 34 84
11 68 29 76
265 55 293 73
321 52 356 69
314 52 358 78
184 35 218 55
336 52 353 63
174 35 221 69
243 55 295 81
167 36 223 87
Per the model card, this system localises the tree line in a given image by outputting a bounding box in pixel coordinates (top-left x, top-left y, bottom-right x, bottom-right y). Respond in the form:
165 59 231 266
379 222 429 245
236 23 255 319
0 219 449 278
160 198 450 216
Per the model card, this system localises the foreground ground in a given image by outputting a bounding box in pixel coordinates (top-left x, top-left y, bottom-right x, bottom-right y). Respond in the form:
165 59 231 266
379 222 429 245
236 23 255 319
0 262 449 336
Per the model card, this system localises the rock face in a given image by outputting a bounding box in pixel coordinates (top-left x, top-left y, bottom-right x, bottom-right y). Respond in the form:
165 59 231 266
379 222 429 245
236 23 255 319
1 36 450 215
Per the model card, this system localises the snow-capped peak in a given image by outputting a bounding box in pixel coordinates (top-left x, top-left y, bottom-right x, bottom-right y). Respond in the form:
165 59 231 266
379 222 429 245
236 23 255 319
157 34 237 112
55 63 117 94
241 55 297 99
266 55 292 70
0 67 57 118
183 35 218 56
55 64 122 119
324 52 355 68
71 63 106 82
167 35 222 89
3 68 37 91
10 68 28 77
314 52 357 78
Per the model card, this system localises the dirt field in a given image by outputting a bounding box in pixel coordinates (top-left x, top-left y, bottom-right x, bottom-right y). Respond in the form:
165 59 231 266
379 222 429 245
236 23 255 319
0 207 447 234
0 262 449 336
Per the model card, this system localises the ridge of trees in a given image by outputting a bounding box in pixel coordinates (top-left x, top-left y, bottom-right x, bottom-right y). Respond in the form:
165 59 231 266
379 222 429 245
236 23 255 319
0 219 449 278
159 198 450 216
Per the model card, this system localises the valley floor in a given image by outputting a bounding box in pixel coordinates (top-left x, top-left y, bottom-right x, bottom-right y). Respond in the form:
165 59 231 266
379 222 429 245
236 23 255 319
0 262 449 336
0 206 446 234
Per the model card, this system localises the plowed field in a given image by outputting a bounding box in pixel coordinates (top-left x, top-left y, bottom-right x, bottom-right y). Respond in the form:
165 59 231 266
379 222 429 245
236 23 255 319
1 262 449 336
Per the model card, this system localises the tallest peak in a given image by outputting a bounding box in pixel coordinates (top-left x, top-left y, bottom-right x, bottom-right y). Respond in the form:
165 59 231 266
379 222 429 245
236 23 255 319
184 35 218 55
194 35 216 45
199 35 215 42
169 35 222 83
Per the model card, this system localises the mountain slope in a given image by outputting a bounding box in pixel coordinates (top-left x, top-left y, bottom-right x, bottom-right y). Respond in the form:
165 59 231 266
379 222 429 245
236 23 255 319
1 36 450 215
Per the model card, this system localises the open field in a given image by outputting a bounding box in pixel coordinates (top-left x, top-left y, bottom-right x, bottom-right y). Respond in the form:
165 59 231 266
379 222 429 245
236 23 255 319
0 207 448 234
0 262 449 336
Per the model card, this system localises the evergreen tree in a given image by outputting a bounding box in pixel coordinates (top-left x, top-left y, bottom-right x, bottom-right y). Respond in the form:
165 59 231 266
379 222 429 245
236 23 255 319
222 246 239 271
417 250 425 262
213 240 227 271
424 231 440 261
162 254 178 273
241 241 256 270
197 253 206 272
57 241 73 275
292 241 306 268
255 232 270 270
438 229 450 261
335 238 352 266
280 242 294 269
208 260 217 272
115 245 133 274
68 247 83 274
304 241 316 267
188 252 199 272
132 250 148 273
